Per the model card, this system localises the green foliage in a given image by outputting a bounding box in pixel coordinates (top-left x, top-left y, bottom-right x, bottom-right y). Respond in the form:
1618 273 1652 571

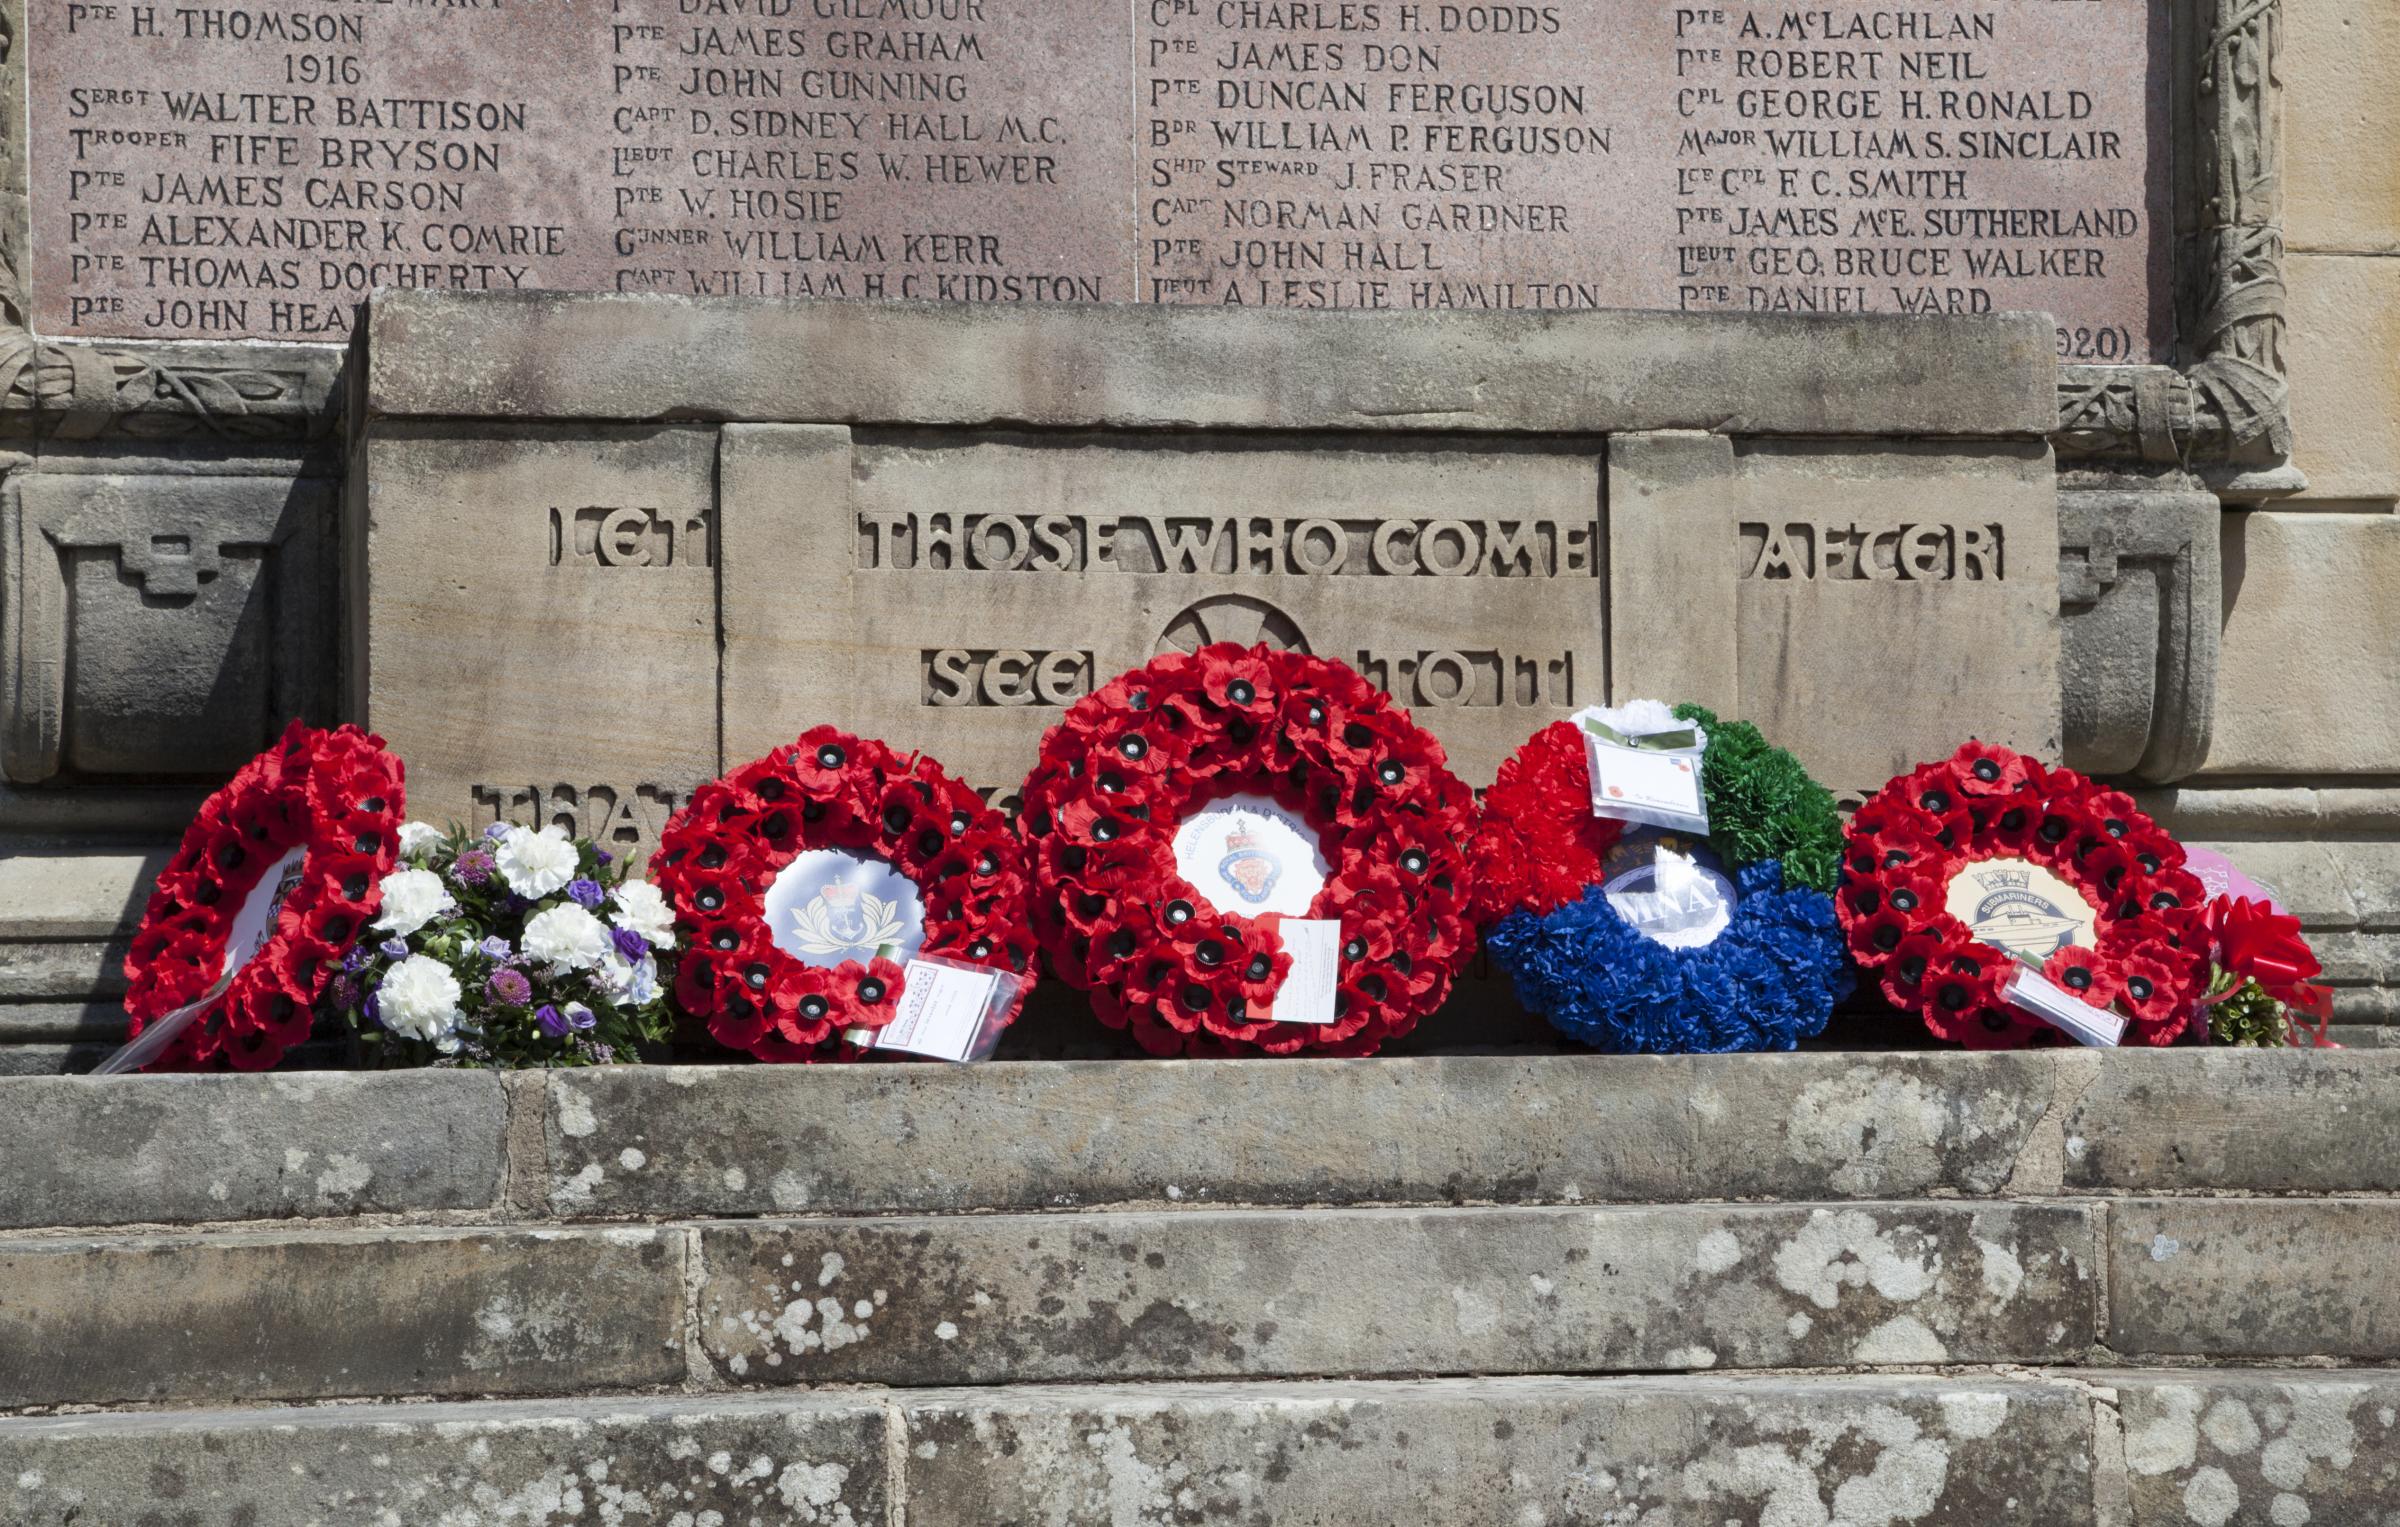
2206 969 2292 1048
1673 703 1844 892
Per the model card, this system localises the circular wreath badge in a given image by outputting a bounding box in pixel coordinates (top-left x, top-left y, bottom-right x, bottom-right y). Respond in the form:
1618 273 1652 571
1839 740 2211 1047
1472 702 1851 1054
122 720 406 1071
1021 645 1479 1057
653 727 1037 1062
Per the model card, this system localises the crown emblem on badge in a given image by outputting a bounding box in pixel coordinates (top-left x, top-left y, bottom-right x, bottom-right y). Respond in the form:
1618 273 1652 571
819 882 861 909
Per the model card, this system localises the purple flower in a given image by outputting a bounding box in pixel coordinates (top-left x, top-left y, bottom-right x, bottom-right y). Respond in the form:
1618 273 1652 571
594 849 613 865
379 937 409 960
341 945 373 973
331 975 361 1010
612 926 649 963
567 878 606 910
534 1003 568 1039
565 1002 597 1032
453 848 495 886
483 821 512 841
487 967 533 1006
478 936 512 961
363 990 382 1026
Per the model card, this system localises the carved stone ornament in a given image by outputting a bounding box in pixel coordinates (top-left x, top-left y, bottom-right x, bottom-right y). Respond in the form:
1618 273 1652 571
2054 0 2296 488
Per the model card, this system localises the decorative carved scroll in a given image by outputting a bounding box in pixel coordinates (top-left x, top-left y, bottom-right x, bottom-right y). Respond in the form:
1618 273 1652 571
2055 0 2291 475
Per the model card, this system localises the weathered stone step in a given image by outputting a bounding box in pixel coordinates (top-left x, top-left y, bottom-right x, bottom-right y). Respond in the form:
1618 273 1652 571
5 1371 2393 1526
0 1198 2095 1408
13 1051 2400 1233
692 1201 2102 1386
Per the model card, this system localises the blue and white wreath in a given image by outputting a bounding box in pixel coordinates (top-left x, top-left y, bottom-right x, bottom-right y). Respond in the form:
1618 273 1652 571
1473 701 1853 1054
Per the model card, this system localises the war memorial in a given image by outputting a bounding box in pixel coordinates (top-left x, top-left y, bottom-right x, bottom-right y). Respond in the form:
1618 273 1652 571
1 0 2398 1519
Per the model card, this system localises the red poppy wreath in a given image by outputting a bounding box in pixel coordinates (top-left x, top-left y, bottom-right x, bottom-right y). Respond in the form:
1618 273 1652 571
652 727 1037 1062
1838 740 2211 1047
121 720 407 1071
1020 645 1479 1057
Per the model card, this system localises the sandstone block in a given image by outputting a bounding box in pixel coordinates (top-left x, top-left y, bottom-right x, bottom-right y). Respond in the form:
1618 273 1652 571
901 1375 2102 1526
346 423 720 863
0 850 165 939
2283 254 2400 504
694 1202 2099 1386
0 1225 684 1407
2286 0 2400 253
364 292 2058 438
0 1071 505 1229
2211 509 2400 771
545 1053 2056 1219
1609 433 2060 792
2114 1372 2400 1527
0 1392 891 1526
2110 1201 2400 1360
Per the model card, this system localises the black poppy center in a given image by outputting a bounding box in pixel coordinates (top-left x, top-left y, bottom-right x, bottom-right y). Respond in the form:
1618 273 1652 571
1972 759 2001 782
858 978 886 1003
1119 735 1149 761
1920 789 1951 813
799 994 829 1020
816 744 845 769
2127 976 2153 1001
1890 889 1918 913
1166 899 1194 926
2063 967 2094 991
1227 680 1255 704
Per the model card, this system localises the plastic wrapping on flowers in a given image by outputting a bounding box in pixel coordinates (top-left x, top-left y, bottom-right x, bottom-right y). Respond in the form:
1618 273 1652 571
120 720 407 1071
335 822 675 1067
1020 644 1480 1057
1839 740 2213 1047
1471 702 1851 1055
651 727 1038 1062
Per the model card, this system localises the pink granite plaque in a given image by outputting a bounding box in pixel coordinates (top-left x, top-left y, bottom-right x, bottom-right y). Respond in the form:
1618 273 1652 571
28 0 2170 358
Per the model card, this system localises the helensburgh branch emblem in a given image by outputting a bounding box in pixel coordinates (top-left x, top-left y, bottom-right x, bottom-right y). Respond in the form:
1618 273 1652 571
1216 822 1283 906
789 881 904 962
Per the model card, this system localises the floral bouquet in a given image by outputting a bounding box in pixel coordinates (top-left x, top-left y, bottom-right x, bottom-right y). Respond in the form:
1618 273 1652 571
335 820 675 1067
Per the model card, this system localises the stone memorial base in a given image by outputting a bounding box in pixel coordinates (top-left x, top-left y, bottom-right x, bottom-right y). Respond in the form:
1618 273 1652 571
3 1051 2399 1522
348 290 2061 843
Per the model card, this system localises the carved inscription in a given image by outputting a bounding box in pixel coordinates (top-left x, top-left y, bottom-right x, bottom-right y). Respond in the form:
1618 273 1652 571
31 1 2165 353
922 647 1093 706
549 506 715 568
472 781 682 854
1739 520 2004 581
859 511 1599 575
1353 648 1575 708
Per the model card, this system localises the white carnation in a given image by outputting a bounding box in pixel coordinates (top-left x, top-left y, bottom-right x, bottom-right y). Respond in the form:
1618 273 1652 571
609 879 676 950
397 821 444 861
594 950 662 1007
376 954 463 1042
496 823 580 899
522 903 612 971
371 867 455 939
